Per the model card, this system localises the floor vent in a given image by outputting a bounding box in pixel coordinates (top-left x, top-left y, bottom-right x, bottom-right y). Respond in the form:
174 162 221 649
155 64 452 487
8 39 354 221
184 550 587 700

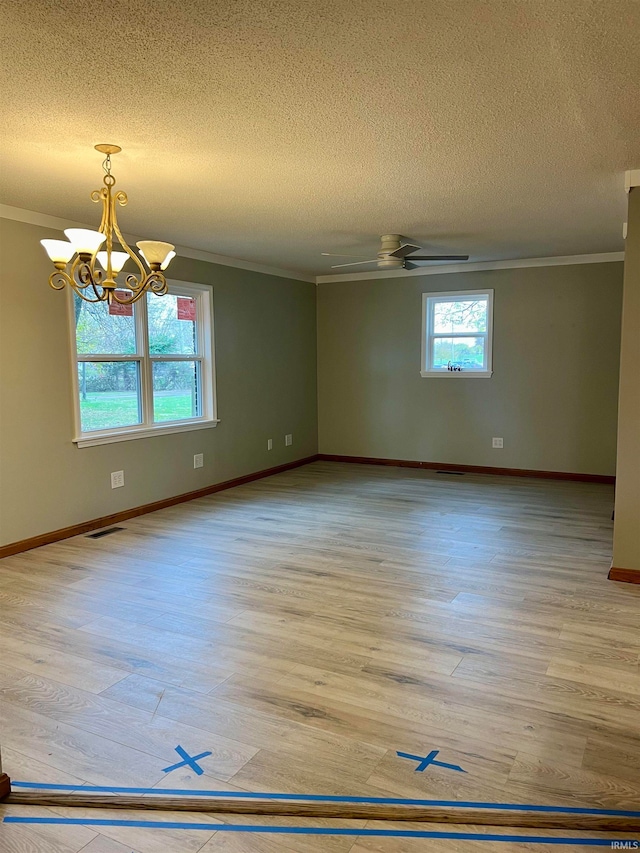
86 527 125 539
435 470 465 475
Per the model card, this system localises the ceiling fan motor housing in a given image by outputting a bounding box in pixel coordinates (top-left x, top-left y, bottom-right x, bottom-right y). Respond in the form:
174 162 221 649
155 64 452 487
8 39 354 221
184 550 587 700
377 234 405 268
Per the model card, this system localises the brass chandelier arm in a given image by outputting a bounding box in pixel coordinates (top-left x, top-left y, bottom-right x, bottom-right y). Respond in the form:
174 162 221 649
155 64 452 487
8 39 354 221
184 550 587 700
93 180 148 288
48 270 106 303
48 270 71 291
74 256 103 288
123 273 168 296
74 257 107 302
77 284 107 303
72 256 106 303
109 276 166 305
113 224 148 288
147 275 169 295
106 183 169 300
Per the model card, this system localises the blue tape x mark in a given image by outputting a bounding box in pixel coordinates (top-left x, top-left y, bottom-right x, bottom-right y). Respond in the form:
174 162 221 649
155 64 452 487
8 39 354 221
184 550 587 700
397 749 466 773
162 745 212 776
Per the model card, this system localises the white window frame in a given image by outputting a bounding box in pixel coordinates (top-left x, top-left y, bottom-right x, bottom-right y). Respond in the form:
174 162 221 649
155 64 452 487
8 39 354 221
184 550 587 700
68 279 219 448
421 289 494 378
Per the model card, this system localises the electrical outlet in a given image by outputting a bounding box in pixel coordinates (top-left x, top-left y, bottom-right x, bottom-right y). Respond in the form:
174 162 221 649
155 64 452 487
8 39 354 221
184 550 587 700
492 437 504 449
285 434 293 446
110 470 124 489
193 453 204 469
267 439 273 450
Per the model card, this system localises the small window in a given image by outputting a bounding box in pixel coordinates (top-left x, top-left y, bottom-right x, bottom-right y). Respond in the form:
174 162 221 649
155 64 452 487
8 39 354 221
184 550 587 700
70 281 218 447
421 290 493 378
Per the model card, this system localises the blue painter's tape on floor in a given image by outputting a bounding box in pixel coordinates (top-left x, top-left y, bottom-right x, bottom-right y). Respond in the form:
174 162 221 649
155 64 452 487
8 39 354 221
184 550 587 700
2 817 634 845
161 745 212 776
10 781 640 818
397 749 466 773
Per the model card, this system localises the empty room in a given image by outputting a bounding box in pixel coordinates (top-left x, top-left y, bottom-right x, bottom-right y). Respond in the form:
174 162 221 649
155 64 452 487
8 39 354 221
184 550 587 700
1 0 639 850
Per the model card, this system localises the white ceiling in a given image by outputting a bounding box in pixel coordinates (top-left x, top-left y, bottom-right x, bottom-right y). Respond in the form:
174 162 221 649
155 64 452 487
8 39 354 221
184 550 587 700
1 0 639 277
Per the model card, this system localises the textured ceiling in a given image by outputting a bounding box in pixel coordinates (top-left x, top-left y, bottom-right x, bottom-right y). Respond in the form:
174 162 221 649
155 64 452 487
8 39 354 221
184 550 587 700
1 0 639 276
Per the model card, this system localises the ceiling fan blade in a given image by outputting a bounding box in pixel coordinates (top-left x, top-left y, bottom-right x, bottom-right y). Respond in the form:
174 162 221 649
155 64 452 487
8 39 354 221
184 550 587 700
330 259 379 269
321 252 371 258
388 244 422 259
406 255 469 261
403 261 419 270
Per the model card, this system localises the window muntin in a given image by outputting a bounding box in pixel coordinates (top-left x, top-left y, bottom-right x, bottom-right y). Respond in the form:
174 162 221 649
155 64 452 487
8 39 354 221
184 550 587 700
422 290 493 377
71 281 216 445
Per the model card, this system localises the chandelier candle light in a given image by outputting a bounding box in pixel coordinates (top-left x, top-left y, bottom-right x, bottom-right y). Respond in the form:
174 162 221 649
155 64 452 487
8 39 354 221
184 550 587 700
41 144 175 305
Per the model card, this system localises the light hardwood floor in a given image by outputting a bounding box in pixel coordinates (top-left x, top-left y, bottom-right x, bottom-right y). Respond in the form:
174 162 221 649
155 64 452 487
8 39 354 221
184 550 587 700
1 461 639 851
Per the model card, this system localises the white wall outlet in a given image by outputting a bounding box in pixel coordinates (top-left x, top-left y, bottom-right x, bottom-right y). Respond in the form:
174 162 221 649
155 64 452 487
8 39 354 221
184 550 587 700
492 437 504 448
110 470 125 489
193 453 204 469
267 439 273 450
285 434 293 446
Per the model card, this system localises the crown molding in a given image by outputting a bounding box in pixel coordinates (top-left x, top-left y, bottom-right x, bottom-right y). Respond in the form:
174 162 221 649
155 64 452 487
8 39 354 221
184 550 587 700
1 204 625 285
0 204 314 283
315 252 625 283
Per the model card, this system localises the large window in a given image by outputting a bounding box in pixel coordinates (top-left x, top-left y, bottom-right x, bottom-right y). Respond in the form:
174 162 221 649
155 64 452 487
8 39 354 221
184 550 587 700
70 281 217 447
421 290 493 378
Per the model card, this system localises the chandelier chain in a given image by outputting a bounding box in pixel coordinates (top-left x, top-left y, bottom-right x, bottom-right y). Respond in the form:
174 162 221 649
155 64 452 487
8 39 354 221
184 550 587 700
102 154 115 187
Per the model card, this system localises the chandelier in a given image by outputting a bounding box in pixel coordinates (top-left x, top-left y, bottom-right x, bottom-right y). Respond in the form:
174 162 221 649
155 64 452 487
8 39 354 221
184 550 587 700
41 144 175 305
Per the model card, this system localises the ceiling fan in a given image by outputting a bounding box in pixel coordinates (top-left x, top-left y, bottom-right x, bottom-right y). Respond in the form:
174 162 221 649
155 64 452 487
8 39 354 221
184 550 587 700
322 234 469 270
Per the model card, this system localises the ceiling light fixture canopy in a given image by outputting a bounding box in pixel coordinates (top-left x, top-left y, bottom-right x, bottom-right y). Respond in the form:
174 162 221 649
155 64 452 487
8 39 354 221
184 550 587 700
41 144 175 305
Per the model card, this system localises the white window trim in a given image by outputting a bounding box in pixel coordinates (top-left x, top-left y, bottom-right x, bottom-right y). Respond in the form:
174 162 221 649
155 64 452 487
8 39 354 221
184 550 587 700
68 279 219 448
420 289 494 378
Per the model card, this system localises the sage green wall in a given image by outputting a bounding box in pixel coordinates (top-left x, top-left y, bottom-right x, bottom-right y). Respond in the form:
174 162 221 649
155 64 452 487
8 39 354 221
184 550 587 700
317 263 623 475
0 217 317 546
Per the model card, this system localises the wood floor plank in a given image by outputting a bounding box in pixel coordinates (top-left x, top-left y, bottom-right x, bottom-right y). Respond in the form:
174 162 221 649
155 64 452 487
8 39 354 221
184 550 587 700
197 832 342 853
202 813 367 853
0 582 178 627
546 657 640 697
0 611 237 693
582 730 640 786
75 835 145 853
0 635 129 694
507 750 640 809
41 805 221 853
78 615 302 680
449 660 640 732
0 700 170 787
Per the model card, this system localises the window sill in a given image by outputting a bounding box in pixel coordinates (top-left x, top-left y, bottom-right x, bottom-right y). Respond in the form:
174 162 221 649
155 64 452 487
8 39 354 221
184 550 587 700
420 370 493 378
74 419 220 448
